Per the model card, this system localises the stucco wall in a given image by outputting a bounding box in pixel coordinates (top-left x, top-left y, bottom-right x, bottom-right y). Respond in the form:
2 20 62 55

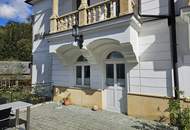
128 94 170 122
140 0 169 16
32 0 52 85
52 54 74 86
129 19 173 97
140 0 187 16
128 93 190 122
52 54 103 90
176 21 190 97
53 86 103 109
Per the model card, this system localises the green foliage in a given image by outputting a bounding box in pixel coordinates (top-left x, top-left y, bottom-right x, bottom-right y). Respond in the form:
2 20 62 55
168 93 190 130
0 22 32 61
0 88 49 105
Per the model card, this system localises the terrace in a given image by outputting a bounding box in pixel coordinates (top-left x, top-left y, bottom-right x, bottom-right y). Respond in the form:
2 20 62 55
6 102 175 130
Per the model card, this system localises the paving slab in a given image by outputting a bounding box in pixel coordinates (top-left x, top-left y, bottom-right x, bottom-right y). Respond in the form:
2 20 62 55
6 103 176 130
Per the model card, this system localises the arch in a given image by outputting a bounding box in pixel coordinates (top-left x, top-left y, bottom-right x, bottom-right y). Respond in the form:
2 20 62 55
56 44 82 65
85 38 138 63
86 38 120 51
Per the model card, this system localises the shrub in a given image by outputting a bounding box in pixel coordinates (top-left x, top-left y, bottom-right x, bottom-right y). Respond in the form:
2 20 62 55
168 92 190 130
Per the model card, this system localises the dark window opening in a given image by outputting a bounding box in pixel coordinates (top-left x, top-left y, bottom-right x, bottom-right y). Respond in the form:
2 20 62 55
77 55 87 62
76 66 82 85
107 51 124 59
84 65 90 85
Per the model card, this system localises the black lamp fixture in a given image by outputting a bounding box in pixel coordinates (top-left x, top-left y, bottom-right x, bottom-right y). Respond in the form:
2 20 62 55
72 25 83 49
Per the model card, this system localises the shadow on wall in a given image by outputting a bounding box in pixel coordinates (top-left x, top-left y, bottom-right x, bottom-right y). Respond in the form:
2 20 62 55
55 86 98 96
140 46 173 96
32 8 52 85
138 18 190 97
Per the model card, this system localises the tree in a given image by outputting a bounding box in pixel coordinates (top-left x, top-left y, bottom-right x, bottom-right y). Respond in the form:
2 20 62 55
0 22 32 61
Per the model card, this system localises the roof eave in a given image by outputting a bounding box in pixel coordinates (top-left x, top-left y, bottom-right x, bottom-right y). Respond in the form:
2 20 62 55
25 0 41 5
25 0 33 5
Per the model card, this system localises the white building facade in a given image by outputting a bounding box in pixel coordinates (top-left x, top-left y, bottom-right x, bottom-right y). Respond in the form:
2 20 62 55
26 0 190 120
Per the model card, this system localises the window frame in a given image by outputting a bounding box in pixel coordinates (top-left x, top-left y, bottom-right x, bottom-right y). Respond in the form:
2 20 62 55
75 55 90 88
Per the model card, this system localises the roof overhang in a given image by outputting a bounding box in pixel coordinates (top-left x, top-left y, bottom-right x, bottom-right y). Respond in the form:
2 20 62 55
25 0 41 5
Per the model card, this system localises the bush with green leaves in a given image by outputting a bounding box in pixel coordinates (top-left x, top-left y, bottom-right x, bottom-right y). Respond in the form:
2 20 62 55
168 92 190 130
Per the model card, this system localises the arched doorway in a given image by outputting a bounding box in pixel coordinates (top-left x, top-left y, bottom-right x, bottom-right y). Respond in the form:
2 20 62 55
104 51 127 113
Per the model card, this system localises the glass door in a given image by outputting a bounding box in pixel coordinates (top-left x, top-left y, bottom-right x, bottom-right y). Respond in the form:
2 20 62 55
105 63 126 112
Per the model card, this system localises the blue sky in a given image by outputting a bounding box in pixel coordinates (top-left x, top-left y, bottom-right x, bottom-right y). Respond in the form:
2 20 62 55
0 0 32 26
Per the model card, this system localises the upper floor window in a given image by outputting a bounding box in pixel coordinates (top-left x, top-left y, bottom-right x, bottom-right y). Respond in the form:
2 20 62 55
106 51 124 59
76 55 90 86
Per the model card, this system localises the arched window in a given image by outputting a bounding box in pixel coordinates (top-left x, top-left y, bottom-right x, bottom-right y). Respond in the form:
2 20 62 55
77 55 87 62
106 51 124 59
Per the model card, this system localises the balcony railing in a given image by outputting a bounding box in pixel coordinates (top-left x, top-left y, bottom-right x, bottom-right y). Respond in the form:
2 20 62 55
87 0 117 24
57 11 79 32
50 0 134 33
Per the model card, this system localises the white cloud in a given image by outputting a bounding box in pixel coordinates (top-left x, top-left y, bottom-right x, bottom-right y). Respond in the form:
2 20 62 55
0 0 31 21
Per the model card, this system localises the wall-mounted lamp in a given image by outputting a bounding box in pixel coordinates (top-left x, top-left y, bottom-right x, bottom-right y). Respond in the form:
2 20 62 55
72 25 83 49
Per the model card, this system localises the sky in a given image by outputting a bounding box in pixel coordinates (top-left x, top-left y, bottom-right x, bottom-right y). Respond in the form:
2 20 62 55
0 0 32 26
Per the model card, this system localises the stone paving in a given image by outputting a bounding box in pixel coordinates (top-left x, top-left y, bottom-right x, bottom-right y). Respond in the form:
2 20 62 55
9 103 176 130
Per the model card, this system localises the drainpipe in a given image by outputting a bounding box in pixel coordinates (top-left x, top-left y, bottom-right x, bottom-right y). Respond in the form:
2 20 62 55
168 0 179 99
137 0 179 99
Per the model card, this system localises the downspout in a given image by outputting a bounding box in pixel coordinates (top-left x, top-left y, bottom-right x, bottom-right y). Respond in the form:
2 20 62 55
137 0 179 99
168 0 179 99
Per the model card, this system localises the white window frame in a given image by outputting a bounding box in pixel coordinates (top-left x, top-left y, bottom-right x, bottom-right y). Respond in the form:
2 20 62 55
75 62 91 88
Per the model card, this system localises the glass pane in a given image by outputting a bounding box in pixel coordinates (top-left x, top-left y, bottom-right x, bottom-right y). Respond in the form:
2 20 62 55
84 66 90 85
76 66 82 85
107 51 124 59
106 64 114 86
117 64 125 87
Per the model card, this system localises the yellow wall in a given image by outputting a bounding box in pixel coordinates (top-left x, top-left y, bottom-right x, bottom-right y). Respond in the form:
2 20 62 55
53 86 103 109
53 87 190 122
128 94 170 122
128 93 190 122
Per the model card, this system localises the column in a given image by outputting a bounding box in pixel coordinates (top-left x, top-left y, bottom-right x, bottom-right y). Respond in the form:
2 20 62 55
79 0 88 9
50 0 59 33
119 0 134 16
78 0 88 26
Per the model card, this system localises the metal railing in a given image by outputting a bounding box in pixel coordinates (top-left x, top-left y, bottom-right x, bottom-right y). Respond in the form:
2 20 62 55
32 82 53 97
